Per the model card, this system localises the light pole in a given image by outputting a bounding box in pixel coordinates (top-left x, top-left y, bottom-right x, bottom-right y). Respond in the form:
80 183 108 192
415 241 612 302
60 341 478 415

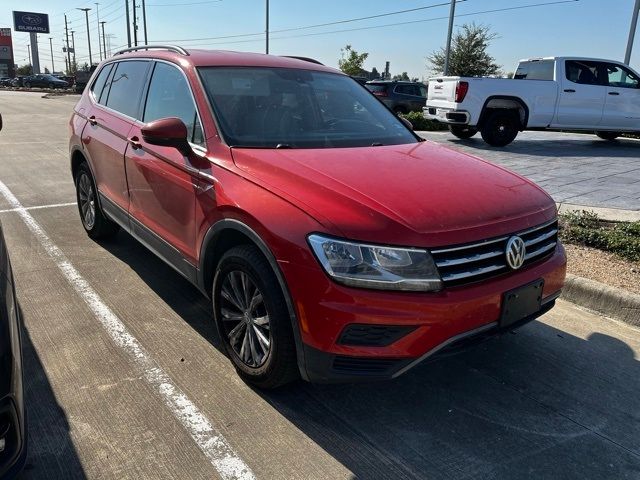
49 37 55 73
77 8 93 66
265 0 269 54
96 3 102 61
27 44 31 74
70 30 77 69
101 22 107 59
625 0 640 64
443 0 456 75
142 0 148 45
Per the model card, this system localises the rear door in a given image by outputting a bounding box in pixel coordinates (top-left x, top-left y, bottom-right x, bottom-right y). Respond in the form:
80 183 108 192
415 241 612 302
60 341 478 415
601 62 640 130
124 61 206 266
81 60 151 214
394 84 427 112
554 59 606 127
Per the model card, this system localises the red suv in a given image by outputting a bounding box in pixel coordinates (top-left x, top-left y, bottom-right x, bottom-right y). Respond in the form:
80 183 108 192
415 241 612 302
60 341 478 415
69 46 566 388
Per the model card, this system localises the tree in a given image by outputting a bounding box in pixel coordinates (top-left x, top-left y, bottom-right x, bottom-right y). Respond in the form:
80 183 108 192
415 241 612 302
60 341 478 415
370 67 380 79
16 64 31 75
338 45 369 76
392 72 410 81
427 23 501 77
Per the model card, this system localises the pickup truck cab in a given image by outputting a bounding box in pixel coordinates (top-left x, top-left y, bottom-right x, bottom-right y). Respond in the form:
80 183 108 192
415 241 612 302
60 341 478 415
424 56 640 146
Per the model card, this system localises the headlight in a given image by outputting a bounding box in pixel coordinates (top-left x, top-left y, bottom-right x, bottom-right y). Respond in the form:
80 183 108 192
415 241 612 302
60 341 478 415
308 234 442 291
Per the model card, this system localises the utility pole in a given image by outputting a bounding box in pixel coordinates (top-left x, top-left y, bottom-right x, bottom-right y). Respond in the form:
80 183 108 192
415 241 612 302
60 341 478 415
64 15 72 74
71 30 77 68
443 0 456 75
101 22 107 58
27 44 31 74
132 0 138 46
265 0 269 54
49 37 55 73
142 0 148 45
78 8 93 66
125 0 132 47
625 0 640 65
96 3 102 61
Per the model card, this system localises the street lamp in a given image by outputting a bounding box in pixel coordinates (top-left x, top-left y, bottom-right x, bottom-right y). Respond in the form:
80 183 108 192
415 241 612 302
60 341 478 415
100 22 107 59
77 8 93 66
49 37 55 73
95 3 102 61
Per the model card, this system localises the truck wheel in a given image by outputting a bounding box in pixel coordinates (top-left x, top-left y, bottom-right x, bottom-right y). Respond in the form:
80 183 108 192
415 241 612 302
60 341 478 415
480 110 519 147
213 245 299 389
595 131 621 141
449 125 478 139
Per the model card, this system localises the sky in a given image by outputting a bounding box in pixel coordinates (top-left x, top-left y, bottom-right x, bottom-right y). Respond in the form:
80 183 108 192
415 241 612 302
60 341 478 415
1 0 639 79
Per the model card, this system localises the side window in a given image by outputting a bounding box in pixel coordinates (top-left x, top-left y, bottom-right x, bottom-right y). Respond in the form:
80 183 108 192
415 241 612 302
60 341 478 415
606 63 639 89
90 63 113 104
565 60 603 85
395 85 410 95
104 60 150 118
419 86 427 97
143 62 204 146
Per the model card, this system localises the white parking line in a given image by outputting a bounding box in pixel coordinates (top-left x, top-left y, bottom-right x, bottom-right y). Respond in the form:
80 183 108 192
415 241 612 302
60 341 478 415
0 181 256 480
0 202 77 214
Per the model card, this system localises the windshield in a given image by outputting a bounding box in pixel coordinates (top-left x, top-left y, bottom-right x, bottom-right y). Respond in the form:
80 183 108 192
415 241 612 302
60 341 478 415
198 67 417 148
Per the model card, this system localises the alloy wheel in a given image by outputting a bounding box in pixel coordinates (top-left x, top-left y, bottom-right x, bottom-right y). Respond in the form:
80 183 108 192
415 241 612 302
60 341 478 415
78 173 96 229
220 270 271 367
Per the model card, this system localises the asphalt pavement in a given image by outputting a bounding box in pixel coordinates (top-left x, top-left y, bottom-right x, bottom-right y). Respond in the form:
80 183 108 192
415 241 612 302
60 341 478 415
1 91 639 479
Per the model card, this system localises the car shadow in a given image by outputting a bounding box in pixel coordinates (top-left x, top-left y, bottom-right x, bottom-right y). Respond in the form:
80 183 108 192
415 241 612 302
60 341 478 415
443 135 640 158
18 304 86 479
99 233 640 479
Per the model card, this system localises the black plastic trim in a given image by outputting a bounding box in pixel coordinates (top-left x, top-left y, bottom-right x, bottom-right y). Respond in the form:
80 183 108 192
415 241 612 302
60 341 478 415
479 95 530 130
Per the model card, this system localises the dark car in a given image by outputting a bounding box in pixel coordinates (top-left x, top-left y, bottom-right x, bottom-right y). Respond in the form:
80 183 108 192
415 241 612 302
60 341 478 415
365 80 428 114
0 115 27 478
0 78 12 87
9 77 24 88
23 74 69 89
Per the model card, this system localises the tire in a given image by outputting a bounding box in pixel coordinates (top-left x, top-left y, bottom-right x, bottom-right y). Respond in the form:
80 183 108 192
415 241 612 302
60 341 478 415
393 106 408 115
75 163 119 239
595 131 621 141
449 125 478 139
213 245 298 389
480 110 520 147
24 82 31 88
48 82 54 89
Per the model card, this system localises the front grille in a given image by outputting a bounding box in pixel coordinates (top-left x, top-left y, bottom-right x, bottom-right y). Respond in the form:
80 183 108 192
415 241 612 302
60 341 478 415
338 324 416 347
431 219 558 287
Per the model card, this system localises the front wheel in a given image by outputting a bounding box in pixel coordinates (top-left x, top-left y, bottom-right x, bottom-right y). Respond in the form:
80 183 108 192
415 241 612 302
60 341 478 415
75 163 119 239
213 245 298 389
595 131 621 140
449 125 478 139
480 110 519 147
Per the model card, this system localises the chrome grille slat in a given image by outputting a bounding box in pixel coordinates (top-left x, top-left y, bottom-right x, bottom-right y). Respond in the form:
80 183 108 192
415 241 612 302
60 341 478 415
431 220 558 287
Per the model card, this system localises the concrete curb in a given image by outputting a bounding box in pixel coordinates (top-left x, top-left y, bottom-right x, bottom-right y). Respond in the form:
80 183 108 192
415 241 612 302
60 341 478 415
562 273 640 327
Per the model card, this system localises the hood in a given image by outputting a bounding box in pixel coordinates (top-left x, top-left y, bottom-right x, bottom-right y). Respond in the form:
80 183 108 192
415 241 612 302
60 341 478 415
231 141 556 247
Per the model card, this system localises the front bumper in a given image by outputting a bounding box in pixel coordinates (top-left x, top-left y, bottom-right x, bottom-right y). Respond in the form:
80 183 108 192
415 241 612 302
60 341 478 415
424 107 470 124
281 244 566 383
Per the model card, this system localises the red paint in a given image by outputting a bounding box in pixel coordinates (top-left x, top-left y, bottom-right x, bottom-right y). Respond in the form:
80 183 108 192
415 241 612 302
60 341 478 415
70 49 566 373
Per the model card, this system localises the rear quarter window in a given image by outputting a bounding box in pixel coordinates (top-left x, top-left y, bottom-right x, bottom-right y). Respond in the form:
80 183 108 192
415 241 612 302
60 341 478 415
90 63 114 104
514 60 554 80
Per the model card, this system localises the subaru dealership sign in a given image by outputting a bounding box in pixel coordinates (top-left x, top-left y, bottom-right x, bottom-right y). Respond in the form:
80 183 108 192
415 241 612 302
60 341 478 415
13 11 50 34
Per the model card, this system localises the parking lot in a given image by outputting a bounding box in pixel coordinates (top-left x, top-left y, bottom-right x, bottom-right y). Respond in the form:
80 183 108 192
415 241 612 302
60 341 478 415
1 91 640 479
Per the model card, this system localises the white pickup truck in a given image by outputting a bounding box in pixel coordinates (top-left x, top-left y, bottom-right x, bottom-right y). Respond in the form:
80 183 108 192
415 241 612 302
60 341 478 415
424 56 640 146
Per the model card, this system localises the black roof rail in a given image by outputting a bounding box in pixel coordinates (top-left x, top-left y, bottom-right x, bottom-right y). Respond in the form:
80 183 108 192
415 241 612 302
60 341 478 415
281 56 324 65
113 45 189 56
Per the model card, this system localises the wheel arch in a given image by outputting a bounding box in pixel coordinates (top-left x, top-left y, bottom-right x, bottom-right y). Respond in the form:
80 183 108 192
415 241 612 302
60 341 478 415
198 219 310 380
479 95 530 130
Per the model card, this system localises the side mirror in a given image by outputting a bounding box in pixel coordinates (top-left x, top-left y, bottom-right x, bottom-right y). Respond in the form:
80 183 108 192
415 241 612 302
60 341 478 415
398 115 413 130
141 117 191 155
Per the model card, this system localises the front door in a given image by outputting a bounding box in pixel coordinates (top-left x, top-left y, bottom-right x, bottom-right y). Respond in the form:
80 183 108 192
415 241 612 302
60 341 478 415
555 59 606 128
125 61 207 267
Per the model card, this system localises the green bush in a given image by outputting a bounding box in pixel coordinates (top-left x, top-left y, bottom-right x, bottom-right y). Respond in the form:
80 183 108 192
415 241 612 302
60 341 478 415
560 210 640 262
402 111 449 131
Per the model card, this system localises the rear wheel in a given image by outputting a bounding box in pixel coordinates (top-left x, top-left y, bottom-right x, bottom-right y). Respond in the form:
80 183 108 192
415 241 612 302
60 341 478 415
480 110 519 147
595 131 621 140
75 163 119 239
449 125 478 139
213 245 298 389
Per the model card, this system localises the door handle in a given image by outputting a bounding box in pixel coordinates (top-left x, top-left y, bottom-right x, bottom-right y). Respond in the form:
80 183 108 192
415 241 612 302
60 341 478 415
563 89 576 93
88 115 98 126
608 91 620 96
128 136 142 150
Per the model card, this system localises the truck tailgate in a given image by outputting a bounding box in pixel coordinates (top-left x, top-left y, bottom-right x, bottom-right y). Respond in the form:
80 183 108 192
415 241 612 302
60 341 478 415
428 78 458 103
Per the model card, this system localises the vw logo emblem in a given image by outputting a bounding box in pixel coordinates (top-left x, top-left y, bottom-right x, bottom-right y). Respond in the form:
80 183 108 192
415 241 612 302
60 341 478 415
22 15 42 26
505 236 526 270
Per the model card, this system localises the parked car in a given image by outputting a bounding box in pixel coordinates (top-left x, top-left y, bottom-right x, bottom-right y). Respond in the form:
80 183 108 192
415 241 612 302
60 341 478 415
69 46 566 388
74 65 97 93
0 115 27 479
0 78 12 87
425 56 640 146
9 77 24 88
23 74 69 89
365 80 428 114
